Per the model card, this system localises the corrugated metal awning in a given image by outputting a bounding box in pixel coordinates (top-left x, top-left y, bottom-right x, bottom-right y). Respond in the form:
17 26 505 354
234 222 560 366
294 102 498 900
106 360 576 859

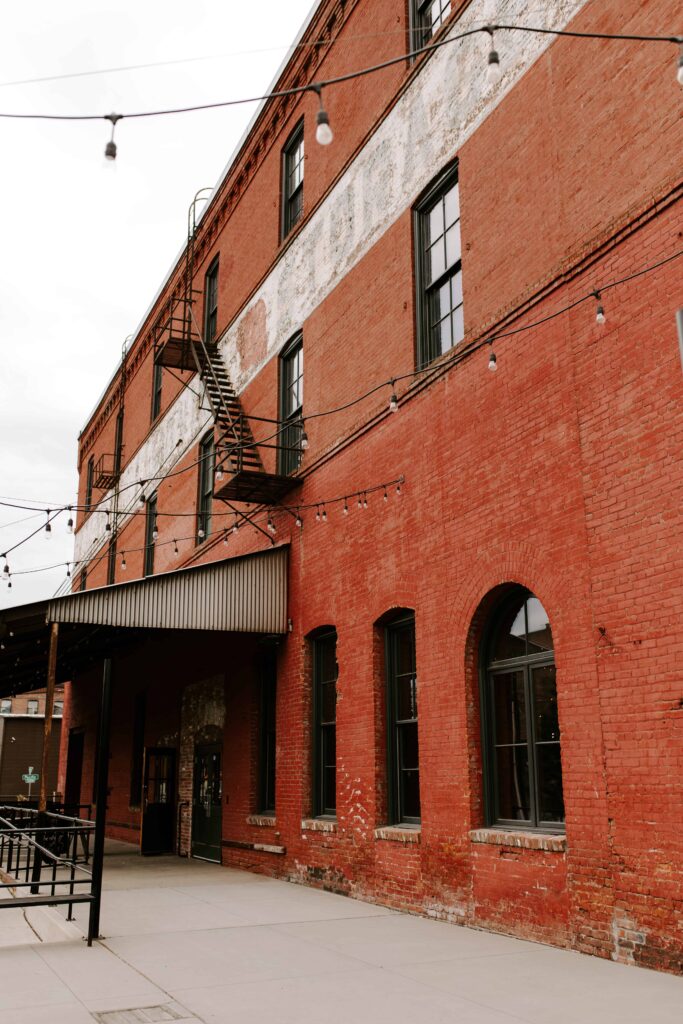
47 547 288 634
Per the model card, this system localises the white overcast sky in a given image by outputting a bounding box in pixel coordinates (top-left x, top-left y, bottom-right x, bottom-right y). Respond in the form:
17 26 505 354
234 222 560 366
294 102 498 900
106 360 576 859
0 0 315 608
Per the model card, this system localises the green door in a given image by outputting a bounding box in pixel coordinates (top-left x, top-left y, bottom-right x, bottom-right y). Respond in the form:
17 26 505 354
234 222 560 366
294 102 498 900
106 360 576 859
191 743 222 862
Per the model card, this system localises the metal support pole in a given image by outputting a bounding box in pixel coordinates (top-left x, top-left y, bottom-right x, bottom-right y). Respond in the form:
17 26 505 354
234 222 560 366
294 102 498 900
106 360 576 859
87 657 112 946
39 622 59 812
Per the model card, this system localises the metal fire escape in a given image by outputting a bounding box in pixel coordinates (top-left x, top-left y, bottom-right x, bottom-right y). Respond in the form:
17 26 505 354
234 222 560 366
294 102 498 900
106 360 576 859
153 191 301 507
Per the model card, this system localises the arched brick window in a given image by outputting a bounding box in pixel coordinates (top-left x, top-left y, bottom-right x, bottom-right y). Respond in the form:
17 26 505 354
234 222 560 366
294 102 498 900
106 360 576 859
481 589 564 831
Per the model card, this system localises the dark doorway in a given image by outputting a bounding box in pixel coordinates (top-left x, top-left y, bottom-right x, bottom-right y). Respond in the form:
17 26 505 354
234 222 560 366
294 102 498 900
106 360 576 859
191 743 222 863
64 729 85 814
140 747 176 855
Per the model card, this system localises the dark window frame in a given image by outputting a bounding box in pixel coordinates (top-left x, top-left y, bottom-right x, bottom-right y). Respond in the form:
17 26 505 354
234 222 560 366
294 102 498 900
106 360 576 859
0 699 12 714
79 569 87 592
144 493 157 578
479 589 565 834
196 431 215 545
258 649 277 815
409 0 453 49
385 613 420 826
312 629 338 818
151 361 163 422
204 257 219 345
107 537 117 586
85 456 94 511
278 332 304 475
113 410 124 477
281 120 305 239
413 161 463 369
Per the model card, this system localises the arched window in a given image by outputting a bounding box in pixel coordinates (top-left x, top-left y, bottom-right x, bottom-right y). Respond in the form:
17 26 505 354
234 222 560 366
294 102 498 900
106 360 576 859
482 589 564 831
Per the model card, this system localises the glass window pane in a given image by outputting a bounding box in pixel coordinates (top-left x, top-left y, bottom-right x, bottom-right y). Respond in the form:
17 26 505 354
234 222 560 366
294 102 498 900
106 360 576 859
451 270 463 309
321 679 336 724
395 625 415 676
495 745 530 821
526 597 553 652
452 303 464 347
444 183 459 226
427 240 445 284
492 671 527 744
399 721 419 770
318 638 337 683
428 202 444 245
445 223 461 267
491 598 527 661
396 674 418 722
536 743 564 823
532 665 559 741
401 768 421 819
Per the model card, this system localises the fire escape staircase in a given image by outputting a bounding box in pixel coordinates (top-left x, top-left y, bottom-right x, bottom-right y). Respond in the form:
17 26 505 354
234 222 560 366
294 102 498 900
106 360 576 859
154 296 301 506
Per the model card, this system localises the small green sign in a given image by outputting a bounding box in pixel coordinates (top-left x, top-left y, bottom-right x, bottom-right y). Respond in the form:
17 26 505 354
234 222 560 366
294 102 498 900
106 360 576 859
22 773 39 784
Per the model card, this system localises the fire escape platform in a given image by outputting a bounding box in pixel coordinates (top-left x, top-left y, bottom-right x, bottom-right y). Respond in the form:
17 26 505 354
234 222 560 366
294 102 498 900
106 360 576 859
215 470 301 505
92 455 119 491
154 336 198 372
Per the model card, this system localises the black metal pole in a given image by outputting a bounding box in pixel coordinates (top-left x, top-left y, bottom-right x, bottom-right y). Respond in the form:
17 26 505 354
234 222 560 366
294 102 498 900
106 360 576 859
87 657 112 946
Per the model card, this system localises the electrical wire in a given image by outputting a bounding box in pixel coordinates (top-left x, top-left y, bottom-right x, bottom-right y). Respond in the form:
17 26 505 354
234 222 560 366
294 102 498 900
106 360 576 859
0 23 679 122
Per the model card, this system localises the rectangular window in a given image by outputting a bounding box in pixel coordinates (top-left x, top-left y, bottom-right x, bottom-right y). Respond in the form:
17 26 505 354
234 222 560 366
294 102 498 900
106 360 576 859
414 163 463 368
259 650 277 815
113 410 124 477
27 700 39 716
411 0 452 48
151 361 163 421
144 493 157 577
204 258 219 345
196 432 214 544
53 701 63 716
281 121 304 238
386 614 420 825
129 693 146 807
278 333 304 475
85 457 94 511
0 700 11 714
79 568 87 592
313 630 337 817
107 537 117 586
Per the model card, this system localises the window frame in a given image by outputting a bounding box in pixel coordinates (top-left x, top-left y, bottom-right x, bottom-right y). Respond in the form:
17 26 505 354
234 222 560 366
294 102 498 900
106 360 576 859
385 613 420 826
0 699 12 714
278 332 304 475
281 120 305 239
204 257 219 345
53 701 63 716
151 361 163 422
113 410 124 477
410 0 453 49
85 456 94 511
196 431 215 545
107 537 117 586
479 589 565 834
312 629 338 818
144 493 157 578
413 161 463 370
27 699 39 716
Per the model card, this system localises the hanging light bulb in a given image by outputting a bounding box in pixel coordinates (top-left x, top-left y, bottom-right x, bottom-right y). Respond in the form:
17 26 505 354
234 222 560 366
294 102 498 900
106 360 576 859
383 488 389 503
357 496 362 510
152 519 159 542
232 521 239 535
121 553 127 571
389 381 399 413
2 560 9 578
677 47 683 87
7 579 11 590
223 530 230 545
363 493 368 509
594 291 606 325
66 563 71 578
313 85 334 145
315 507 321 523
173 539 179 554
66 511 74 534
322 507 328 523
215 465 224 482
486 29 501 85
198 526 205 539
105 515 111 533
300 422 309 451
396 481 402 496
137 484 147 510
103 112 122 163
343 500 349 516
295 511 303 529
487 340 498 372
45 514 52 541
267 516 276 535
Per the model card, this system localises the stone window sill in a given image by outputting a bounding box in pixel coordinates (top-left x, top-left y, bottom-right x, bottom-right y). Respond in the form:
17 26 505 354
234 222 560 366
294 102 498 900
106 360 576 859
374 826 421 845
246 814 277 828
301 818 337 833
469 828 566 853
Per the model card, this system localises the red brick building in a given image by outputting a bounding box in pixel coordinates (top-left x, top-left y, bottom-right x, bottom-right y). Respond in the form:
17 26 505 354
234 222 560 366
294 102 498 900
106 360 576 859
60 0 683 973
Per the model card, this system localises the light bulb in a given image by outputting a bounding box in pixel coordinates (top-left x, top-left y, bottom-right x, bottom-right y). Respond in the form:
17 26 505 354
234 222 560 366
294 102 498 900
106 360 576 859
363 495 368 509
301 429 309 451
198 527 205 539
104 140 117 162
677 51 683 87
216 466 224 481
152 525 159 542
596 305 606 325
45 521 52 541
223 531 229 545
488 351 498 372
389 392 398 413
315 110 333 146
357 497 362 509
66 564 71 578
316 508 321 522
295 514 303 529
267 517 276 535
487 49 501 85
2 563 9 577
322 508 327 523
343 501 349 516
66 516 74 534
121 555 127 570
105 519 111 533
173 540 179 554
232 522 239 535
383 489 388 503
396 482 402 496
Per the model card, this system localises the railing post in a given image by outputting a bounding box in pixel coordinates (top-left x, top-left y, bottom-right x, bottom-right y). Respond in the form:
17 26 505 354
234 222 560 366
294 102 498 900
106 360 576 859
87 657 112 946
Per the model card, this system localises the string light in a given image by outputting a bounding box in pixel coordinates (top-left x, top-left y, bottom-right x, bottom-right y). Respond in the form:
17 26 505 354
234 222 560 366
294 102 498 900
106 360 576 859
322 506 328 523
486 27 501 85
2 560 9 578
396 481 402 496
389 382 399 413
232 521 239 535
66 563 71 578
104 113 122 162
223 530 230 545
105 515 112 533
66 511 74 534
343 499 349 516
215 465 224 481
300 422 309 451
267 515 276 535
383 488 388 503
152 518 159 542
487 340 498 372
44 513 52 541
198 526 205 539
173 539 179 554
315 506 321 522
594 291 606 325
311 84 334 146
357 496 362 510
678 46 683 86
362 493 368 509
295 511 303 528
121 553 127 570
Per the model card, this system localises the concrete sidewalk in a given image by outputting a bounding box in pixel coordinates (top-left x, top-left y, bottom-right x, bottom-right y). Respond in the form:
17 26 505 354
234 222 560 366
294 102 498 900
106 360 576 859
0 842 681 1024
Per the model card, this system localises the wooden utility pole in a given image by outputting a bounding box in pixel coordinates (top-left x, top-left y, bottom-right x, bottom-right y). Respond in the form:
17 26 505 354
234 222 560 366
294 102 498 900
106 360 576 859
38 621 59 812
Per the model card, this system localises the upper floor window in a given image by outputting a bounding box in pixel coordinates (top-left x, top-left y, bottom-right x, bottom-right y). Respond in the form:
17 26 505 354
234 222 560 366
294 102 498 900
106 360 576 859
85 456 94 511
204 258 219 345
481 589 564 831
414 163 463 368
0 699 11 714
197 431 214 544
151 361 163 422
386 613 420 825
144 493 157 577
278 333 304 475
313 629 338 817
27 700 39 715
411 0 452 48
53 701 63 716
113 410 124 477
79 568 87 592
282 121 304 238
107 537 117 586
